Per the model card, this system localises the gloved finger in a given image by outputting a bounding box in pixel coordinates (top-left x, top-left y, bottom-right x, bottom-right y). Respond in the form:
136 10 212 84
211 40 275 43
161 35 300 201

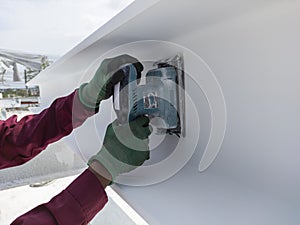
108 54 143 72
132 61 143 85
108 62 143 86
128 149 150 166
130 116 152 139
132 61 144 73
109 69 125 84
133 61 144 85
108 55 143 86
131 115 149 127
142 125 152 138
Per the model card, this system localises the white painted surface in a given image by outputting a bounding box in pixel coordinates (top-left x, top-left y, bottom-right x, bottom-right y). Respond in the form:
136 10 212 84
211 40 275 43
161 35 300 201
4 0 299 224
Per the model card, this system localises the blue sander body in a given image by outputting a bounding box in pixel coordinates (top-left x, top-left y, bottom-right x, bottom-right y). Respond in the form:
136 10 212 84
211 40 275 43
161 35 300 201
113 55 185 137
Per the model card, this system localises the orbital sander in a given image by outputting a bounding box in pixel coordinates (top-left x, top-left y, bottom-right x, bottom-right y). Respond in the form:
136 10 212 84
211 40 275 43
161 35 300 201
113 54 185 137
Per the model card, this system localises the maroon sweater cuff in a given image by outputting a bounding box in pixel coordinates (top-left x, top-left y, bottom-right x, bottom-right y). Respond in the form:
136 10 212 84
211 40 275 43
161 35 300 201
46 169 108 224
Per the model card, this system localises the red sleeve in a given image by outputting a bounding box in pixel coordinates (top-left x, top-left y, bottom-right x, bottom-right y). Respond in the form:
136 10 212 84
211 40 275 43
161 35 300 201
0 90 96 169
11 169 108 225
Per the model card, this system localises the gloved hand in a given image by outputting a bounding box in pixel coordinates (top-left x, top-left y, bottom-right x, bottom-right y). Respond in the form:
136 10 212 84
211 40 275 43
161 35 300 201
88 116 152 183
79 54 143 109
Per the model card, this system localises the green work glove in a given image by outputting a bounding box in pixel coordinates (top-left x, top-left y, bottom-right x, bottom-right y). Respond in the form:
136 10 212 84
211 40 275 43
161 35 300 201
79 54 143 109
88 116 152 182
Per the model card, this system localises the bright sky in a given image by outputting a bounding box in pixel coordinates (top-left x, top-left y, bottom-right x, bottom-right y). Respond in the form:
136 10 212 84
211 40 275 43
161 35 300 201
0 0 134 57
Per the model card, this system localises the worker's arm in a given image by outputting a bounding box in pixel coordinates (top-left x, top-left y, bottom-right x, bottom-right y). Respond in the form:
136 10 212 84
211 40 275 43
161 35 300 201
0 90 95 169
10 168 110 225
0 54 143 170
10 116 151 225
